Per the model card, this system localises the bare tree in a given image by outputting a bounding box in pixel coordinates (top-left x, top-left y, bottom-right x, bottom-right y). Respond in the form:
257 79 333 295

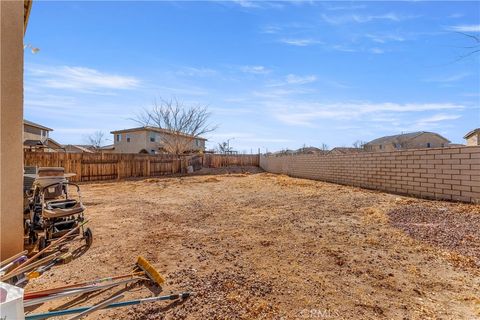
352 140 367 149
320 143 329 151
86 131 106 150
133 98 217 155
217 141 232 154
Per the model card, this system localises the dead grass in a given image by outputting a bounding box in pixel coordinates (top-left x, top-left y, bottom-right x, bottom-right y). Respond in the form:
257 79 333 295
24 172 480 319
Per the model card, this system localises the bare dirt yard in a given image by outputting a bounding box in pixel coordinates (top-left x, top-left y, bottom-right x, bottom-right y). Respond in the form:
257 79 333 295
25 169 480 319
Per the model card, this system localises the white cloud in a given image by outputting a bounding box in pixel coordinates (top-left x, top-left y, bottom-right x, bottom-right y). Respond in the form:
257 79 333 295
253 87 312 98
154 85 209 96
365 33 405 43
285 74 317 85
321 12 413 25
54 128 101 134
449 13 464 19
330 44 357 53
447 24 480 32
325 4 367 11
27 65 140 93
370 47 384 54
231 0 259 8
424 73 471 83
176 67 217 77
240 65 271 74
208 132 292 144
264 74 317 88
267 101 465 126
261 25 281 34
416 113 461 124
279 38 321 46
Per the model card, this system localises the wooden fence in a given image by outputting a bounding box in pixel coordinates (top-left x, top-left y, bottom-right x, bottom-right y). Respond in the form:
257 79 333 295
24 152 181 182
203 154 260 168
24 151 260 182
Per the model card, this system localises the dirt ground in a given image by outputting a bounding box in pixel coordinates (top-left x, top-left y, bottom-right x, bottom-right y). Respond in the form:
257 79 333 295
25 169 480 319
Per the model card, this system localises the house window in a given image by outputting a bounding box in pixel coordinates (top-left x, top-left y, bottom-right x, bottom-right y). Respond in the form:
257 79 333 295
126 134 131 143
149 132 156 142
379 145 383 150
150 149 155 154
427 142 431 148
195 139 199 147
116 134 122 142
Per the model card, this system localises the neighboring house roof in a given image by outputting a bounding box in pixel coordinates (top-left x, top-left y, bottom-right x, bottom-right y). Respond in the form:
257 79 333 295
447 143 465 147
24 138 63 150
295 147 327 154
110 126 207 141
463 128 480 139
46 138 63 149
75 144 97 151
24 119 53 131
99 144 115 150
365 131 450 145
63 145 95 153
328 147 365 155
272 149 295 155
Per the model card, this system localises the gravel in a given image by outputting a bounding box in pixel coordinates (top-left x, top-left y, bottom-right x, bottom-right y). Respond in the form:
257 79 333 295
388 204 480 267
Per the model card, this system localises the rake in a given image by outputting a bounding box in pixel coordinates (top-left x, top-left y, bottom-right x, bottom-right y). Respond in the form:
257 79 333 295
24 256 164 300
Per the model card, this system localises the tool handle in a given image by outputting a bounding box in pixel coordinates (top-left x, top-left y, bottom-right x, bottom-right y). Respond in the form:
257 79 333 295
0 252 60 282
0 250 28 267
6 220 88 277
66 294 124 320
24 271 144 299
0 256 27 273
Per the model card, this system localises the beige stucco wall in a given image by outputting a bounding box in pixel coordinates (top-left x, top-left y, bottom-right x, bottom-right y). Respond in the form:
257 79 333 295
24 124 49 142
366 133 449 152
113 130 206 154
0 0 24 259
113 130 148 153
466 133 479 146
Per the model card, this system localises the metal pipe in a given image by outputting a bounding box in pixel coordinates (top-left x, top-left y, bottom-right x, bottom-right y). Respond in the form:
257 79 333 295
66 294 124 320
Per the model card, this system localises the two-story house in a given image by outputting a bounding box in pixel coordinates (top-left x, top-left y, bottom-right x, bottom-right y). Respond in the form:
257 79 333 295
110 126 206 154
364 131 450 152
23 119 62 151
464 128 480 146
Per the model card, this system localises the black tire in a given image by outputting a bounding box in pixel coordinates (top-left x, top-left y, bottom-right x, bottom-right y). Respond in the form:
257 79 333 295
24 220 31 236
84 228 93 247
38 236 47 256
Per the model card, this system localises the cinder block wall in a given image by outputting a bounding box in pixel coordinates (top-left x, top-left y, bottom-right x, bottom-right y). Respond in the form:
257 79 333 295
260 146 480 203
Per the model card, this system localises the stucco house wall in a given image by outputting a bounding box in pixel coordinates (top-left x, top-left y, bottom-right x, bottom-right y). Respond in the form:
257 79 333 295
465 130 480 146
24 123 49 142
113 130 148 153
112 128 206 154
1 0 24 259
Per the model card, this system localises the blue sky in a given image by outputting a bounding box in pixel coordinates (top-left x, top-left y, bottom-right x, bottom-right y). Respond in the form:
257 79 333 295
24 1 480 152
